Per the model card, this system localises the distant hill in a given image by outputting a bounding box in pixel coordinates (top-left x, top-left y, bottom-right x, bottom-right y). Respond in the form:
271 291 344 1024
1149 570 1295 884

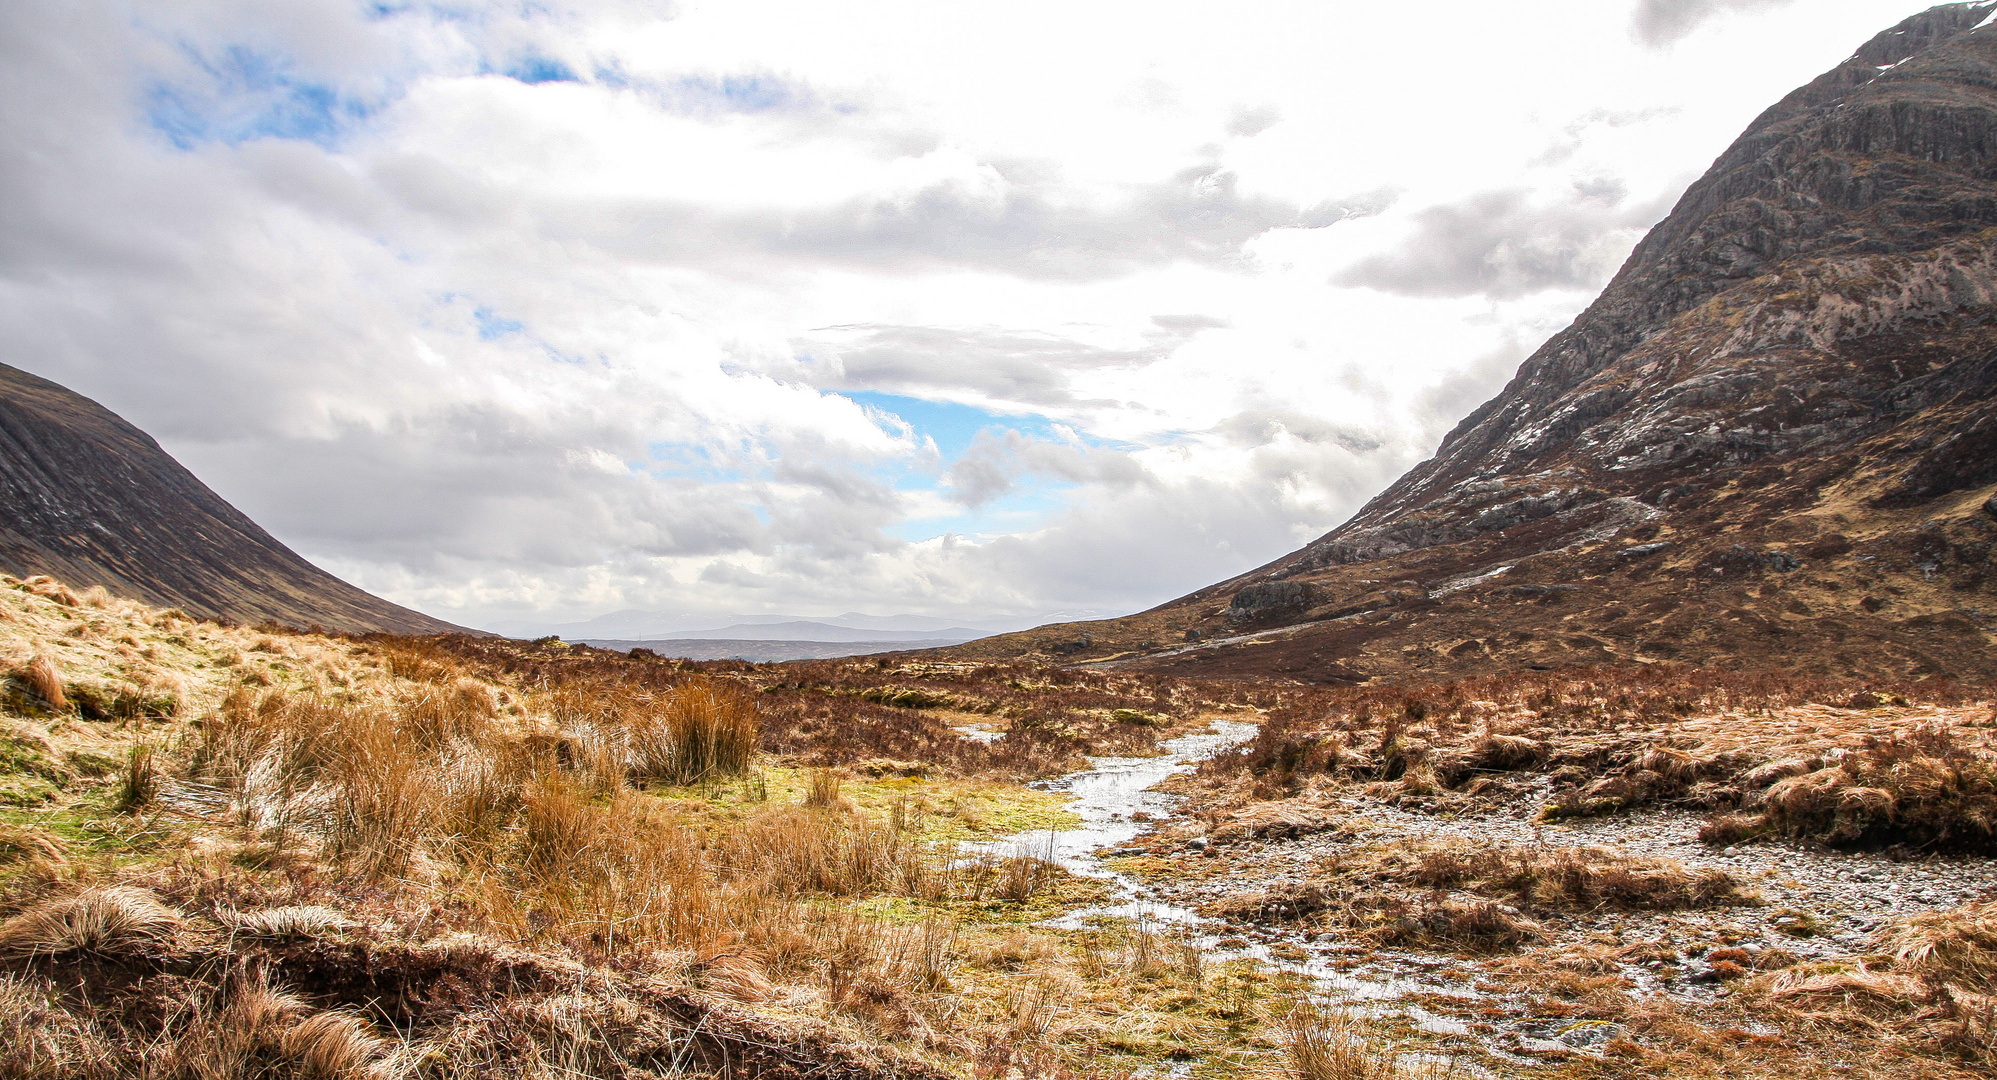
947 3 1997 684
641 621 988 644
503 608 1049 641
0 361 468 635
580 637 973 662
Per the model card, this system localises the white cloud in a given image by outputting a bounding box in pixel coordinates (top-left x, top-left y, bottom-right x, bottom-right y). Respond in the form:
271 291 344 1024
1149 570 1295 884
0 0 1934 631
1632 0 1801 48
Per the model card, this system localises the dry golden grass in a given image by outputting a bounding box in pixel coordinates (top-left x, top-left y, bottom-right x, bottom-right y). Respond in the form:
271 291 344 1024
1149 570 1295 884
161 973 390 1080
1751 723 1997 850
0 884 183 959
219 904 357 940
1286 1001 1459 1080
1378 840 1751 912
21 651 65 711
1879 899 1997 988
1200 661 1994 853
26 574 1992 1078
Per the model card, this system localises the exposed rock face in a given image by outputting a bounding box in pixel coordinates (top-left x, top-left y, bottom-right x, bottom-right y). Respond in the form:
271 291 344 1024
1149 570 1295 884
0 362 468 634
1227 582 1323 621
951 4 1997 682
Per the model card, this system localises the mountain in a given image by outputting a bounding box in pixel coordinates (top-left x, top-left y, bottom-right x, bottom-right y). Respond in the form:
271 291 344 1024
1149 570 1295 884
0 361 468 635
578 637 978 662
636 621 989 644
948 3 1997 684
502 609 1044 641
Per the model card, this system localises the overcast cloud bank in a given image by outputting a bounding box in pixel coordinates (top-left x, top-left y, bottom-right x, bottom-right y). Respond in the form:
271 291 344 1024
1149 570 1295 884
0 0 1929 632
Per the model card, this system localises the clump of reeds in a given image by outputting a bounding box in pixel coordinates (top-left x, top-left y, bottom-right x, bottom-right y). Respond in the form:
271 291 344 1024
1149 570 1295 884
1286 1000 1440 1080
19 651 66 711
115 742 158 812
632 678 758 785
805 767 846 809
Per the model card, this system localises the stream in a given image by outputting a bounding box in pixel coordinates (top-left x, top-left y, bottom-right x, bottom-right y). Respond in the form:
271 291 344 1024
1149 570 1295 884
967 717 1526 1055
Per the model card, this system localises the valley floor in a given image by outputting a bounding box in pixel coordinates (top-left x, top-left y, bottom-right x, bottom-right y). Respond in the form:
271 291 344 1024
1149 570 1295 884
1 573 1992 1080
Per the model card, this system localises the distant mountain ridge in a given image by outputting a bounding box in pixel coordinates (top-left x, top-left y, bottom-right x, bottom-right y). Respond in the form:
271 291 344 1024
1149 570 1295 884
0 361 467 635
505 608 1104 642
636 621 988 644
579 637 975 662
945 2 1997 683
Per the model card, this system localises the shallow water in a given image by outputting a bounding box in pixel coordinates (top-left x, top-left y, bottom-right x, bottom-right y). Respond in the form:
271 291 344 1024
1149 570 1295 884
982 719 1259 873
971 717 1490 1025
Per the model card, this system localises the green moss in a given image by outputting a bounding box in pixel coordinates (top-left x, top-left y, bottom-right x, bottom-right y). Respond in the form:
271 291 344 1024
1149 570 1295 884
65 750 121 778
0 798 185 859
0 774 61 806
0 725 72 805
1770 908 1826 938
857 686 957 709
644 765 1081 842
1102 854 1177 879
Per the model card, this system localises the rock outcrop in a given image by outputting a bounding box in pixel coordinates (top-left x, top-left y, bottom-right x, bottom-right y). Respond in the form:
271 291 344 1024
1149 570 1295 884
0 361 468 634
950 3 1997 683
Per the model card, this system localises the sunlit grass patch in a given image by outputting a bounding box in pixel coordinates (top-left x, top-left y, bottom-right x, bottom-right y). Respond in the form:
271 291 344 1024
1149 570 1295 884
639 763 1083 842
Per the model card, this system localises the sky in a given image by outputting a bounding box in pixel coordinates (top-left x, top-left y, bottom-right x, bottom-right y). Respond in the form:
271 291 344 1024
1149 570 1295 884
0 0 1954 634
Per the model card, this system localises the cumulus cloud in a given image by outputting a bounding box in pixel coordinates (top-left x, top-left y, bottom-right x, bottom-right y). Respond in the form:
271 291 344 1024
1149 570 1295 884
1330 186 1670 300
1632 0 1798 49
1225 103 1282 138
946 430 1148 507
1212 410 1381 455
798 326 1157 406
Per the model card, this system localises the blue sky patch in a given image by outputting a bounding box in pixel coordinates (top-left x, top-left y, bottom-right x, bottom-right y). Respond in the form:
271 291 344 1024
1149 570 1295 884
847 391 1061 459
473 307 524 340
145 44 374 150
846 391 1086 542
645 442 753 487
504 55 580 85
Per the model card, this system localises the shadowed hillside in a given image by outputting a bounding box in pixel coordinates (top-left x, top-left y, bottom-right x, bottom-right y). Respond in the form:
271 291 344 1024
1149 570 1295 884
0 362 466 634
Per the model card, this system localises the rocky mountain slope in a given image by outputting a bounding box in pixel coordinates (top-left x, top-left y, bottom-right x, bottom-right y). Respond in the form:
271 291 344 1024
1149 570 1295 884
0 361 466 634
952 2 1997 683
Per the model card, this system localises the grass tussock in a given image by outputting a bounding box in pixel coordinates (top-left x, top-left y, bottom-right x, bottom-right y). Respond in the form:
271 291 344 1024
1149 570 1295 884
1748 724 1997 851
0 885 183 959
162 974 390 1080
1381 840 1751 911
1878 900 1997 988
114 742 158 813
1224 839 1749 954
0 823 66 866
219 905 357 940
1196 661 1993 849
21 652 65 711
